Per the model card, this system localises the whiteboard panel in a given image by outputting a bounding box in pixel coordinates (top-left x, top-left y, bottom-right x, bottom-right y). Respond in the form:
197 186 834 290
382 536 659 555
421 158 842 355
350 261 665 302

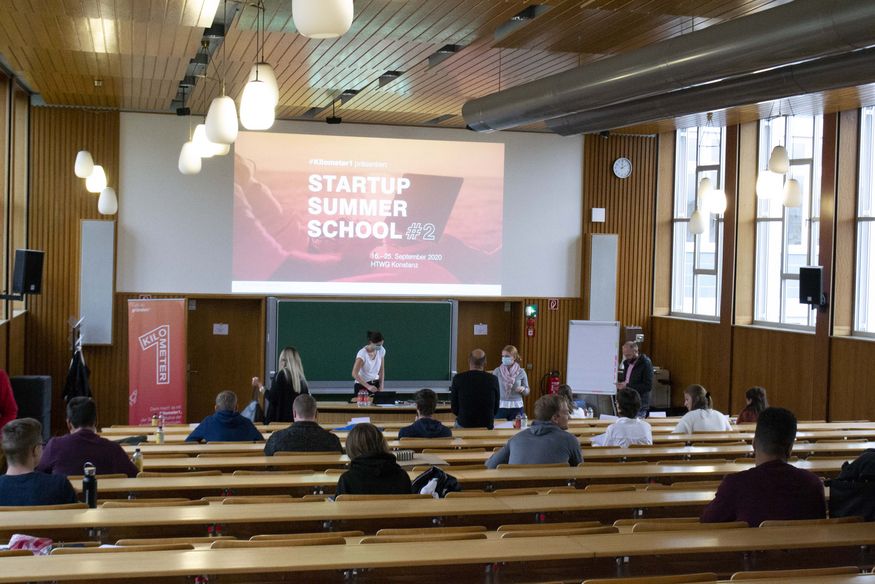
566 320 619 395
588 234 617 321
79 220 115 345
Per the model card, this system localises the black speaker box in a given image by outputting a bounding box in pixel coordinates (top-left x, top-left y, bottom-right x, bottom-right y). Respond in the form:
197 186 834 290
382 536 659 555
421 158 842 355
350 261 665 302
10 375 52 442
11 249 44 295
799 266 823 305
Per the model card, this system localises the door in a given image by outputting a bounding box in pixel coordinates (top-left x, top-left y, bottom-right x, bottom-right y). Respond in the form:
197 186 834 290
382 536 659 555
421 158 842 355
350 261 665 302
456 301 516 374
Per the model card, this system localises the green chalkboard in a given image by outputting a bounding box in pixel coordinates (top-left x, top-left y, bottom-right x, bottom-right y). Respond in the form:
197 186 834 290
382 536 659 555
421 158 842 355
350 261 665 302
273 300 456 386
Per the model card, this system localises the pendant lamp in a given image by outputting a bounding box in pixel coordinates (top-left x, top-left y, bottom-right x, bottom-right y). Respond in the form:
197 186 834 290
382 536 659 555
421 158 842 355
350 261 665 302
178 141 202 175
205 95 238 145
85 165 107 193
783 178 802 208
74 150 94 178
697 177 713 200
293 0 354 39
756 170 782 200
707 189 727 215
240 79 276 130
249 63 279 106
688 208 706 235
768 145 790 174
97 187 118 215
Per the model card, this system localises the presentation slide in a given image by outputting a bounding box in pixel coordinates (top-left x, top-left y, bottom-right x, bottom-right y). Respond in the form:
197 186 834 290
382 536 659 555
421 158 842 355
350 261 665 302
232 132 505 296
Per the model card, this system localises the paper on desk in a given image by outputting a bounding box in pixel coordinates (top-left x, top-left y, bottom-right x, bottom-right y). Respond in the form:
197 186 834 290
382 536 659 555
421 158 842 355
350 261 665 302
599 414 618 421
494 420 514 429
649 411 667 418
349 417 370 425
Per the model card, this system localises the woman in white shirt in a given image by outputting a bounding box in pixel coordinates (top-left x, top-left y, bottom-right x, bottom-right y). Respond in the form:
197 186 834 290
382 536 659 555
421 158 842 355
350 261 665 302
351 331 386 399
492 345 530 420
592 388 653 447
673 384 733 433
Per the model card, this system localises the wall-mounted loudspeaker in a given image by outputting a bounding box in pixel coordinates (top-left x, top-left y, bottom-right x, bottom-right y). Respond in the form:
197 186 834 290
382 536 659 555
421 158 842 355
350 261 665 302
12 249 45 295
799 266 823 306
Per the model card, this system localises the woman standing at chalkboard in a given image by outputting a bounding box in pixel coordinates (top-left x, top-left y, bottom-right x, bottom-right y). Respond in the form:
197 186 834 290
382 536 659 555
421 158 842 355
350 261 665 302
352 331 386 398
253 346 309 423
493 345 530 420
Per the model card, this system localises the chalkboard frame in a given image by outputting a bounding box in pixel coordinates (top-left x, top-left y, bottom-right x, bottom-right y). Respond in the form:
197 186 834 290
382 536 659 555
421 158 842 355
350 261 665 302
265 298 458 394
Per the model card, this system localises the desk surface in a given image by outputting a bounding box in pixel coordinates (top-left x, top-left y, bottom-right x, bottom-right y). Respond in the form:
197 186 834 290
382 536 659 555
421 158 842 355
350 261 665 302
0 523 872 583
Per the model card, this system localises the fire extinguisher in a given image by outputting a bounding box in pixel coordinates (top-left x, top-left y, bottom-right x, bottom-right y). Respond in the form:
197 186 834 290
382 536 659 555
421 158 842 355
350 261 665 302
542 371 561 394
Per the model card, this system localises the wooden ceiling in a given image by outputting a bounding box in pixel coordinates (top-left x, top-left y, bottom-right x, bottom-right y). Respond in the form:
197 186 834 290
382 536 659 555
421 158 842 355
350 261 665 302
0 0 871 133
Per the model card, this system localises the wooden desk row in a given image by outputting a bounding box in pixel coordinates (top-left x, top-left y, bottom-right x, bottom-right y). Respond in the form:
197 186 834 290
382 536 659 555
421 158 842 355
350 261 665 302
63 460 846 501
0 523 873 583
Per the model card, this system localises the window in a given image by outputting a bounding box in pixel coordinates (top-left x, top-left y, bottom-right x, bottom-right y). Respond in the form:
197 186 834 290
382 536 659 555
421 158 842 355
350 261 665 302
754 115 823 328
855 106 875 334
671 125 726 318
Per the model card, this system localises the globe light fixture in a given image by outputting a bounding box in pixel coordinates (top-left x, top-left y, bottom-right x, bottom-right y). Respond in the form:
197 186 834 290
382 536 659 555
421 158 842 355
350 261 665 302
293 0 354 39
97 187 118 215
178 141 202 175
240 79 276 130
783 178 803 208
205 95 238 145
74 150 94 178
85 165 107 193
768 145 790 174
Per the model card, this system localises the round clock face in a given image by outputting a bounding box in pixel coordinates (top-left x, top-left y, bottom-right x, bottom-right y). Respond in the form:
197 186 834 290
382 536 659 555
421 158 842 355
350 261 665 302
613 157 632 179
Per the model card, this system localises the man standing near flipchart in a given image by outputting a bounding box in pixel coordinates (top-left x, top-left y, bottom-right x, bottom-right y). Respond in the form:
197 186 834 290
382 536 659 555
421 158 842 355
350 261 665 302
615 341 653 418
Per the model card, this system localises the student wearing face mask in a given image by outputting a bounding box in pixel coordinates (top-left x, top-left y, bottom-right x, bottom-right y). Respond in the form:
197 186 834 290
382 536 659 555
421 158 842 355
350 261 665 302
492 345 530 420
352 331 386 399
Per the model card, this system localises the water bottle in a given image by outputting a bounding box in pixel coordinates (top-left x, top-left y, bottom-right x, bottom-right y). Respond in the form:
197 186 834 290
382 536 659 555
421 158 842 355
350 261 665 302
155 423 165 444
520 413 528 429
83 462 97 508
357 388 368 407
131 448 143 473
151 414 159 427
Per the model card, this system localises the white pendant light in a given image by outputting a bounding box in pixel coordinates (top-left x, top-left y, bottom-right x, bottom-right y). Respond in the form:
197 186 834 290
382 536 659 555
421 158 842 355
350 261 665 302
697 177 713 213
706 189 727 215
783 178 803 208
178 141 202 175
205 95 238 145
240 79 276 130
249 63 279 106
85 165 107 193
74 150 94 178
97 187 118 215
688 208 706 235
756 170 783 200
293 0 354 39
768 145 790 174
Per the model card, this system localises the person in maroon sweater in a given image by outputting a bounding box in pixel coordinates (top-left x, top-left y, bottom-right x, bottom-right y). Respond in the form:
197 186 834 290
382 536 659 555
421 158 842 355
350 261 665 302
0 370 18 432
36 397 138 477
701 407 826 527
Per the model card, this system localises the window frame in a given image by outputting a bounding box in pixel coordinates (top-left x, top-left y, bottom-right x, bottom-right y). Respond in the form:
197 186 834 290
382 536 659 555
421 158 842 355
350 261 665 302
854 106 875 338
669 125 726 321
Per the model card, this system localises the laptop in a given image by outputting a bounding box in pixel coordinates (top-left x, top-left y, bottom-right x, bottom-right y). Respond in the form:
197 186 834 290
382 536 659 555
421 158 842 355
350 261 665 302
372 391 398 405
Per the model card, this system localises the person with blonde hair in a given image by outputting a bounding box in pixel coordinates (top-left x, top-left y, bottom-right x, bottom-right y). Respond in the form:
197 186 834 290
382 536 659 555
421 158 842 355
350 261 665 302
335 423 411 496
492 345 530 420
252 346 309 424
673 384 732 433
0 418 77 506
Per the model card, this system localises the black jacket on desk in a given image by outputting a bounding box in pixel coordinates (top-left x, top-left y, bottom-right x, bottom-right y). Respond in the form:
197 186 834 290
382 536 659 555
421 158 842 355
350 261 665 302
335 452 412 496
450 370 500 429
620 354 654 396
263 421 342 455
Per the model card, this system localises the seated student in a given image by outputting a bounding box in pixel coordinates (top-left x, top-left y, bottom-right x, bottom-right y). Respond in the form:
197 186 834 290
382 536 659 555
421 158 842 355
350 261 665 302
398 388 452 439
736 386 768 424
591 389 653 447
335 423 411 496
0 418 77 506
701 407 826 526
828 448 875 521
186 391 264 443
556 384 587 419
485 394 582 468
672 384 733 433
37 397 138 477
264 394 342 455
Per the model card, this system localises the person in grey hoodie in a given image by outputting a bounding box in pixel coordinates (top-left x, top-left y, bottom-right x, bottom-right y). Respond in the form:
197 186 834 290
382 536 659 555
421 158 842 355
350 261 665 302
485 394 582 468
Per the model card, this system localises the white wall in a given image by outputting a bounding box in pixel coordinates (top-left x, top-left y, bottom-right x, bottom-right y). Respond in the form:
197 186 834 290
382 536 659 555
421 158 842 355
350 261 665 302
119 112 583 297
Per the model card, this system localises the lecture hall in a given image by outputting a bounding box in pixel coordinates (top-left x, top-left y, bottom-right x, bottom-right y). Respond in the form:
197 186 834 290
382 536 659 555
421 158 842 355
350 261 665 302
0 0 874 582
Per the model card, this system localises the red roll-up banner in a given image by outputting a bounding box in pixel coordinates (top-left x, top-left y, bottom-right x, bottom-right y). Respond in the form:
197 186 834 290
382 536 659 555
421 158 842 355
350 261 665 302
128 298 187 424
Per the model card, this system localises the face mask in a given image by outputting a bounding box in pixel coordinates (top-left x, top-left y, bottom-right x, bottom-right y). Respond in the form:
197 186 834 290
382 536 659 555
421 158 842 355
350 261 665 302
501 356 514 366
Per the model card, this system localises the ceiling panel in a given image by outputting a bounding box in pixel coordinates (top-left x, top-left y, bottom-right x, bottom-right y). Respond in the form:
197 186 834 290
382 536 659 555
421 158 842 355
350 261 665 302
0 0 871 132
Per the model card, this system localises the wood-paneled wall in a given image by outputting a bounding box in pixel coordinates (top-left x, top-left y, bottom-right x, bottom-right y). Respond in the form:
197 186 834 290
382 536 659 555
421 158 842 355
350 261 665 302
27 107 120 433
582 134 657 352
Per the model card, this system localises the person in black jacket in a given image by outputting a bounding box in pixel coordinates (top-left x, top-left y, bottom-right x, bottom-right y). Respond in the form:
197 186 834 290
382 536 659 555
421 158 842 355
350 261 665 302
335 423 411 496
252 346 309 424
615 341 653 417
398 388 452 439
450 349 500 429
263 395 342 455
